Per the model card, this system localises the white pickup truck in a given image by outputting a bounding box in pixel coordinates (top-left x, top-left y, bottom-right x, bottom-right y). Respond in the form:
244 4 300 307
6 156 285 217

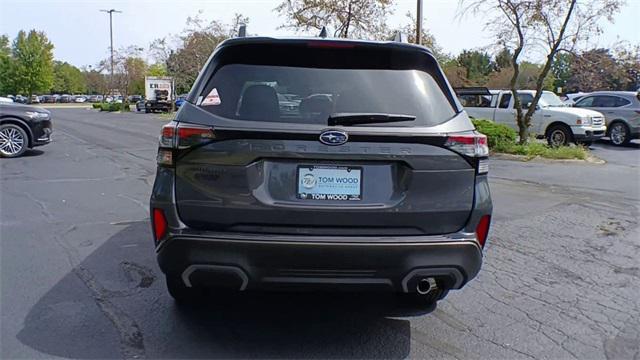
457 89 607 146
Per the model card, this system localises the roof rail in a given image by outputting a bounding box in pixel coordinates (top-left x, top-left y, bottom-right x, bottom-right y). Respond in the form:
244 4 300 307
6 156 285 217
389 31 407 43
318 26 328 38
237 24 247 37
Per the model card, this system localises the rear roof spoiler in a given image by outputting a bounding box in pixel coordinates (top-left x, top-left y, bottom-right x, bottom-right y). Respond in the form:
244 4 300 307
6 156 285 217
454 87 491 96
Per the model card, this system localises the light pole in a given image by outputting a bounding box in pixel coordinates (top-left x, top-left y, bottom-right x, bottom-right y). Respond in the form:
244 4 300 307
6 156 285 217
100 9 122 95
416 0 423 45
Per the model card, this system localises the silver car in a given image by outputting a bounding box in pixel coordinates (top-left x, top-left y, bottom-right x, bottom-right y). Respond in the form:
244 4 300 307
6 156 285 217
574 91 640 145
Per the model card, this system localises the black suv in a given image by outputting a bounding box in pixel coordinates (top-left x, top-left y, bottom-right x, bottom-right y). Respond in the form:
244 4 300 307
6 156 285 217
150 37 492 310
0 102 52 158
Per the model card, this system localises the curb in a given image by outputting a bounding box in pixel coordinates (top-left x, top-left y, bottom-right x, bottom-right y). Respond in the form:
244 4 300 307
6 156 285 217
490 153 606 165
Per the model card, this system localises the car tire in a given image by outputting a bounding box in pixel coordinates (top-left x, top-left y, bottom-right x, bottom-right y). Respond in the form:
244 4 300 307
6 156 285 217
608 122 631 146
0 124 29 158
145 109 150 114
546 124 572 147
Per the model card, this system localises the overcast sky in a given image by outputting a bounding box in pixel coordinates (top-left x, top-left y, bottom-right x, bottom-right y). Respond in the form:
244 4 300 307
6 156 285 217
0 0 638 68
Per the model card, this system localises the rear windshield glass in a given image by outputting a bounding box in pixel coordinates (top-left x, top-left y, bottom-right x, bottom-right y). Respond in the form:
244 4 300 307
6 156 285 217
197 45 457 127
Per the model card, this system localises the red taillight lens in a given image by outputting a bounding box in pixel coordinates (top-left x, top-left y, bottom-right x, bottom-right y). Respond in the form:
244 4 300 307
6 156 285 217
176 124 215 149
445 134 489 157
157 122 214 165
152 208 167 243
475 215 491 248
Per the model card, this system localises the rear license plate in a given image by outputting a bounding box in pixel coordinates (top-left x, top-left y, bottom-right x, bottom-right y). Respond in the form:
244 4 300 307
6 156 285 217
297 165 362 201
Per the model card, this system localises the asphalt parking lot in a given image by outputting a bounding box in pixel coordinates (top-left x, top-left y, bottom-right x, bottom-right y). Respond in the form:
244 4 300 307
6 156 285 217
1 108 639 359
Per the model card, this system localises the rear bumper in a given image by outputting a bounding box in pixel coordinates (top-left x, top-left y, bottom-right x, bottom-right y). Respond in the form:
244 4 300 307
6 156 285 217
156 234 483 293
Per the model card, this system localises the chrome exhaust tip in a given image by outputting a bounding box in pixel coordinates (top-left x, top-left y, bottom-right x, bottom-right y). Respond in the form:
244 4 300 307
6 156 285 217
416 277 437 295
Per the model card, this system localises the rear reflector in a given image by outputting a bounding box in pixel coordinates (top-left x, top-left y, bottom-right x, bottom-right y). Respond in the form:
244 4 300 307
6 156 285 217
152 208 168 243
475 215 491 248
445 134 489 157
157 149 173 166
478 159 489 174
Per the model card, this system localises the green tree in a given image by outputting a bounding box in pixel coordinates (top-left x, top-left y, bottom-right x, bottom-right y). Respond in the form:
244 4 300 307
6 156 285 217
494 48 512 70
0 35 16 95
11 30 54 100
551 52 573 93
566 47 639 92
147 63 167 77
462 0 623 144
108 47 148 105
124 57 147 95
83 69 108 95
151 13 248 94
275 0 393 39
457 50 493 83
52 61 86 94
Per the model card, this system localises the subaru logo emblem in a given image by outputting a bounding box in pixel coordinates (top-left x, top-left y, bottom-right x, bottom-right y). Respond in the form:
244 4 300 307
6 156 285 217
319 130 348 146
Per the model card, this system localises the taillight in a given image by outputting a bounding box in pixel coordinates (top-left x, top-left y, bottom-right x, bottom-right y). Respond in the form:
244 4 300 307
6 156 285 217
157 122 214 165
152 208 168 243
445 133 489 174
475 215 491 248
176 124 215 149
445 134 489 157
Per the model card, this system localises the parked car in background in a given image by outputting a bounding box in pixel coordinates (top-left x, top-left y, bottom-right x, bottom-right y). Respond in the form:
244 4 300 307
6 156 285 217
14 95 28 104
574 91 640 146
74 96 87 103
150 37 492 311
277 93 301 116
30 95 40 104
175 94 187 109
0 102 53 157
458 88 607 146
42 95 56 103
562 92 587 106
136 100 145 112
0 97 14 103
129 95 143 103
58 94 72 103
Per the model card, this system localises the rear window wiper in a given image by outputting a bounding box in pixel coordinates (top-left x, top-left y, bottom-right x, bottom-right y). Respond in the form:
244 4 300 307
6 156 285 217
328 113 416 126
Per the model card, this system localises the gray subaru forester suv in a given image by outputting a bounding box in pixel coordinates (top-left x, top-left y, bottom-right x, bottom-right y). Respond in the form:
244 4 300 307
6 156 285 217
150 37 492 311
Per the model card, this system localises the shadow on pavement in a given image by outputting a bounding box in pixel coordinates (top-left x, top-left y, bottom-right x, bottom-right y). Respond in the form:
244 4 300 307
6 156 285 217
595 139 640 150
17 222 413 359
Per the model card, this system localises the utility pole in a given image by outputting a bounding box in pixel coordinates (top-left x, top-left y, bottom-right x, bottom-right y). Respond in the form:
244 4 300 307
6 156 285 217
416 0 423 45
100 9 122 96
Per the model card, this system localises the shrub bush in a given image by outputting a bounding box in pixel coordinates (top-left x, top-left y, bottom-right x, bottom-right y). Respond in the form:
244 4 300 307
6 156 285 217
99 102 130 112
471 118 588 160
472 119 517 147
92 103 102 109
